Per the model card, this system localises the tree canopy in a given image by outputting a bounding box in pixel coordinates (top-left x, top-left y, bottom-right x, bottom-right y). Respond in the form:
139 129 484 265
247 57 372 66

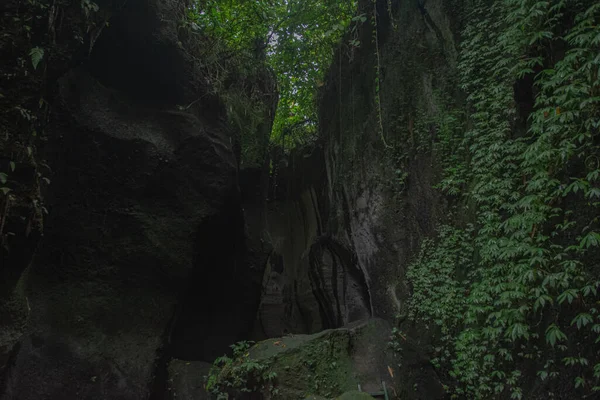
188 0 358 147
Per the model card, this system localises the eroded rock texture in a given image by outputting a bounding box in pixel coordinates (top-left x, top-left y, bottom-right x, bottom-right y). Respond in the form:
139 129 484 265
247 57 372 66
253 0 456 334
319 0 458 325
253 148 372 339
0 0 274 398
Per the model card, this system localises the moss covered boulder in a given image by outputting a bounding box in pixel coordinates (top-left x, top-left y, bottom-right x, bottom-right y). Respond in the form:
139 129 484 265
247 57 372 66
243 319 395 399
207 318 444 399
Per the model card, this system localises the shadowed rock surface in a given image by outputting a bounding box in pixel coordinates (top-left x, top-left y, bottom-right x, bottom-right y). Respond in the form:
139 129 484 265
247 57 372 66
0 0 272 398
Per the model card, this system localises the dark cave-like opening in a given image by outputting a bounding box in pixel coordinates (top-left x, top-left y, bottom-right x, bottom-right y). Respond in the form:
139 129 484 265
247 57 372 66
169 201 262 362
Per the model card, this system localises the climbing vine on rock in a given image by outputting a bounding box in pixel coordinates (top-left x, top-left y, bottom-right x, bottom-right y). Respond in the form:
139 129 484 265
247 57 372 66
407 0 600 398
407 225 474 367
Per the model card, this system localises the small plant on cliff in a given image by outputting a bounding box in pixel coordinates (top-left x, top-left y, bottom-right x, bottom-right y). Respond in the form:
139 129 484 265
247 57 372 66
206 340 278 399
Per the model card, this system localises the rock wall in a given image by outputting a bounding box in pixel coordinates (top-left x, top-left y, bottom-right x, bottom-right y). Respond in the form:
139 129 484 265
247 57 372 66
254 147 372 339
0 0 275 398
256 0 463 396
1 0 455 397
261 0 459 338
319 0 460 325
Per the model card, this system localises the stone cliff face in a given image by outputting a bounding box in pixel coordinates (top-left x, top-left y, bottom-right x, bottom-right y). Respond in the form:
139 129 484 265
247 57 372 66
0 0 274 398
254 148 372 339
254 2 458 396
319 0 459 327
319 2 456 395
257 0 459 332
255 1 461 376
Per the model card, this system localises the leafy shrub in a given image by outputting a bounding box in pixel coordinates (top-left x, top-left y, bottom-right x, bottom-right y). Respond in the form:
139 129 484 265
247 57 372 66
206 341 278 399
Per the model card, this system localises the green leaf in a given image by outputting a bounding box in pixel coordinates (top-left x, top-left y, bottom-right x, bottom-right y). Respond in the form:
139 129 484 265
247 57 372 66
537 370 548 380
0 173 7 184
557 288 578 304
0 187 11 195
534 294 553 311
571 313 593 329
594 363 600 378
545 324 567 347
9 161 15 172
580 232 600 249
29 47 45 70
506 322 529 341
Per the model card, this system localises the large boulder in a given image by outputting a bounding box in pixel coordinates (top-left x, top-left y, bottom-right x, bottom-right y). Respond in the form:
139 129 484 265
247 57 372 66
0 0 273 398
2 68 238 400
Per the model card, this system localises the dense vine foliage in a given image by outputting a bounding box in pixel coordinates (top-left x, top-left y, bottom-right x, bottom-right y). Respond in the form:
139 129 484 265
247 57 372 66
187 0 358 147
407 0 600 398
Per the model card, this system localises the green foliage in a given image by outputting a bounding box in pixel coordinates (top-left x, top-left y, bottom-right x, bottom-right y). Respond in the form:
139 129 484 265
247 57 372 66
433 109 469 196
180 2 278 168
407 225 474 344
28 47 44 70
404 0 600 398
403 225 475 378
224 88 272 168
189 0 357 147
206 341 278 399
